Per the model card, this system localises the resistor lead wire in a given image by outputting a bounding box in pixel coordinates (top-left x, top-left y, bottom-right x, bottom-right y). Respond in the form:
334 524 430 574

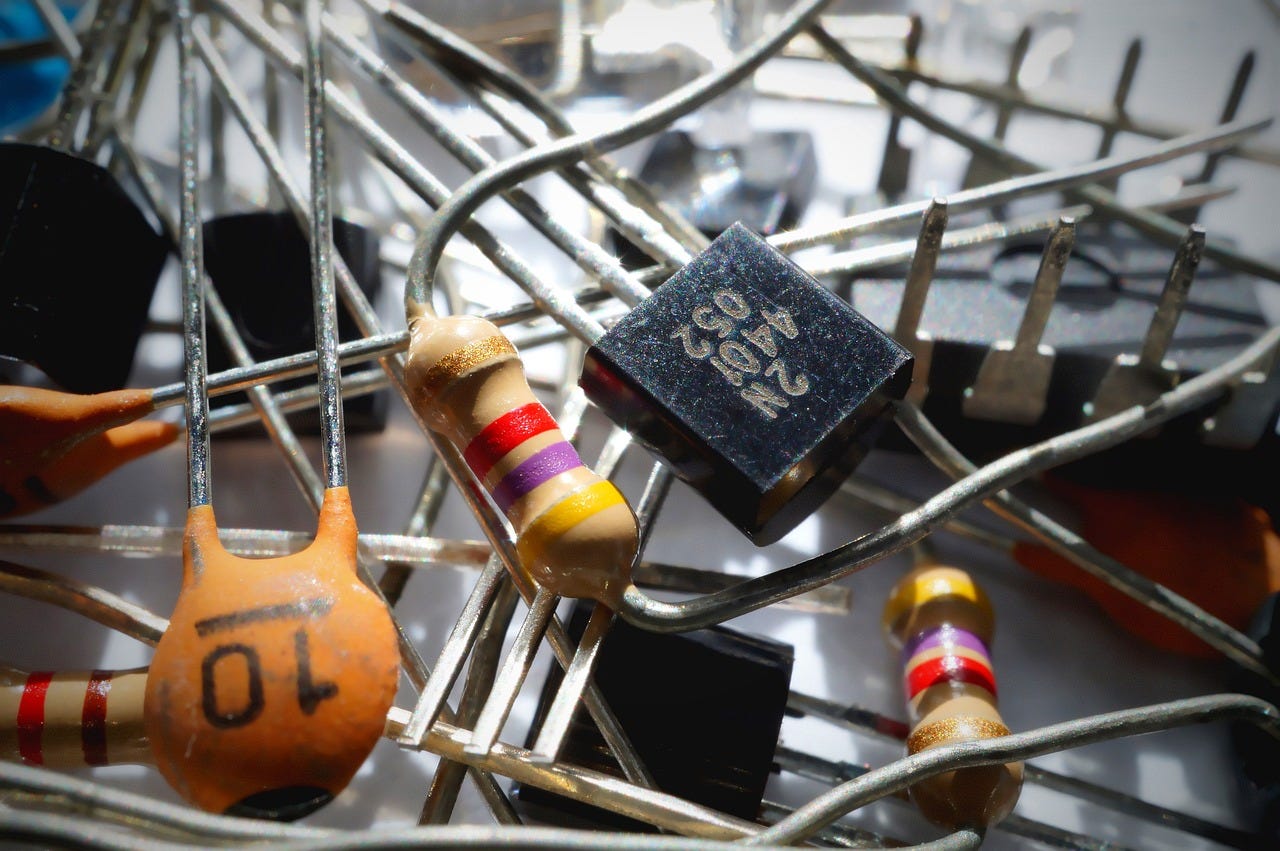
403 0 837 305
352 0 701 265
317 11 652 307
358 0 710 256
208 0 605 344
749 694 1280 846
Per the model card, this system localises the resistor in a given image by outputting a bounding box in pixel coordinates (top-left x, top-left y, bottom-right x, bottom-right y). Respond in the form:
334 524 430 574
1 666 149 768
404 305 638 605
882 563 1022 829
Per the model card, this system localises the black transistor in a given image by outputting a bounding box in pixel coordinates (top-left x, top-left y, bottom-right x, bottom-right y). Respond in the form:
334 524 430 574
0 143 168 393
513 601 794 830
202 211 388 434
582 223 913 544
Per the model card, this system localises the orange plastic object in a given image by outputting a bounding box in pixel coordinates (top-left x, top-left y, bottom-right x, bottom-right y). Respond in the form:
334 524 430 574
0 386 178 517
1014 476 1280 657
144 487 399 820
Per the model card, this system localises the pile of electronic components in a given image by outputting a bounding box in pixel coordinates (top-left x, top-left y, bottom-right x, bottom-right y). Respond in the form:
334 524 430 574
0 1 1277 848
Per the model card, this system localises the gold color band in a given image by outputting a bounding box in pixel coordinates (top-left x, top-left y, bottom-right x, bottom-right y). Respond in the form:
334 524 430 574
907 716 1011 754
417 335 517 402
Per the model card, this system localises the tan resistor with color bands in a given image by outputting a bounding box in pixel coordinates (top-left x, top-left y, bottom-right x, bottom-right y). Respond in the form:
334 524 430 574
883 565 1023 829
0 666 149 768
405 307 638 605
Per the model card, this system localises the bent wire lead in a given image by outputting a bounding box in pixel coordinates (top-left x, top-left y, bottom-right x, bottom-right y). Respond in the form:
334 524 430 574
785 691 1269 848
0 558 168 646
749 694 1280 846
403 0 837 302
346 0 705 266
142 0 398 819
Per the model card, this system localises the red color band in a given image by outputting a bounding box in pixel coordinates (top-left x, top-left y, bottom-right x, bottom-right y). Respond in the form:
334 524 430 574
81 671 112 766
17 671 53 765
463 403 558 481
906 654 997 699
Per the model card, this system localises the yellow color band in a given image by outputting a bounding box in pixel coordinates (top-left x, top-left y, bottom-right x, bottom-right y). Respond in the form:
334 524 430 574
516 481 626 570
883 566 994 633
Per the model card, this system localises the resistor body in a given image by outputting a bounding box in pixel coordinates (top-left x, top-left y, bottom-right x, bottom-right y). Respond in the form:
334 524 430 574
404 307 638 605
1 667 149 768
882 564 1022 829
144 488 399 820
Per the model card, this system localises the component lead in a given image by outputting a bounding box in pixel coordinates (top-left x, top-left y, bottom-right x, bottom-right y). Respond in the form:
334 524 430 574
1086 226 1205 422
962 216 1075 424
895 199 948 404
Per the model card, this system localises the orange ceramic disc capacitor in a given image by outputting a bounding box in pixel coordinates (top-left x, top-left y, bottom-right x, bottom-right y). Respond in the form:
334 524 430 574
144 488 399 820
0 386 178 518
404 306 639 606
1014 476 1280 657
883 564 1022 829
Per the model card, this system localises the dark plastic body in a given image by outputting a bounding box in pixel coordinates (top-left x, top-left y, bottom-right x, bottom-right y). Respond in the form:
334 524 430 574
582 223 913 544
513 601 793 830
851 225 1279 517
201 211 387 433
1231 592 1280 840
0 144 167 392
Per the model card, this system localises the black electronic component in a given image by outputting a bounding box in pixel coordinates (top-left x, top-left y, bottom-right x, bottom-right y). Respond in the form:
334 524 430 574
0 143 168 393
582 223 913 545
201 211 388 433
1231 592 1280 840
851 228 1279 514
513 601 794 830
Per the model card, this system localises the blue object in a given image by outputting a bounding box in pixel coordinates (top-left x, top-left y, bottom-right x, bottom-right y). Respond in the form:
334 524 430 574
0 1 76 135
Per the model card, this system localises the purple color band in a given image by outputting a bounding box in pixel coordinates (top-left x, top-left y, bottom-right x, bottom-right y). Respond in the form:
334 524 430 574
902 624 989 665
492 441 584 513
